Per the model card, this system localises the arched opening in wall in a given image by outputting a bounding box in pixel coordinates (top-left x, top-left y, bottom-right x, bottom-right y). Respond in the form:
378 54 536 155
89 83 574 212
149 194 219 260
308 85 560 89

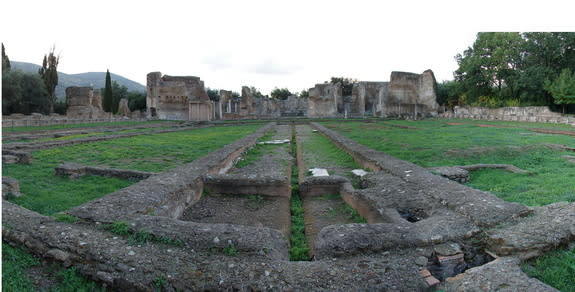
150 107 157 117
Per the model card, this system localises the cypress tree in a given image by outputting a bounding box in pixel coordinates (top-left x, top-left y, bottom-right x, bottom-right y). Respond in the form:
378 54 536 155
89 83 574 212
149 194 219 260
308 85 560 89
38 46 59 113
103 69 113 112
2 43 11 72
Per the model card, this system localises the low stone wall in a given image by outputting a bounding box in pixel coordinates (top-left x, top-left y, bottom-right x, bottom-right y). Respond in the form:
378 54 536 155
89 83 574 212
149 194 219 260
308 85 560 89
202 174 291 197
2 115 145 128
447 106 575 125
55 163 155 181
2 150 33 164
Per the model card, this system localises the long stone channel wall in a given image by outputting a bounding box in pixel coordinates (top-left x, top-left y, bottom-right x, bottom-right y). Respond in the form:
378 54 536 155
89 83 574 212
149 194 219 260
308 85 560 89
446 106 575 125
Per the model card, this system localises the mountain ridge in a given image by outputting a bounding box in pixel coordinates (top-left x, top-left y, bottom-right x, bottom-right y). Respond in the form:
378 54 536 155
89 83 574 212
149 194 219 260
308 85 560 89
9 61 146 99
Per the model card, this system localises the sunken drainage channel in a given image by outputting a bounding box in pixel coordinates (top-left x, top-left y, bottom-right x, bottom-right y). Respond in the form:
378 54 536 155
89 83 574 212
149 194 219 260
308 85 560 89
289 124 310 261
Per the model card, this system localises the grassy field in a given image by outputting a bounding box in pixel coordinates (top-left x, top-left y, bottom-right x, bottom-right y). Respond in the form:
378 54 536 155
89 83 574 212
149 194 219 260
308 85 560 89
2 120 171 132
3 124 263 216
322 119 575 206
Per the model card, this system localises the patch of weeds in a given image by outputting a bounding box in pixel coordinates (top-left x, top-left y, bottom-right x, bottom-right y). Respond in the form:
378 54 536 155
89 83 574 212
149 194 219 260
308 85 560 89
56 266 103 291
155 274 167 292
222 243 240 256
156 236 184 247
2 244 40 291
522 246 575 291
129 230 154 245
105 221 131 236
2 243 102 291
104 221 184 247
325 200 367 223
55 214 80 223
245 194 266 210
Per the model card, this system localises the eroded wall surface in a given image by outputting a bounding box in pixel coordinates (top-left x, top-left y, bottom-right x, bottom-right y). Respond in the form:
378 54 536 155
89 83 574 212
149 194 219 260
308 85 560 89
66 86 106 119
146 72 212 121
147 70 439 120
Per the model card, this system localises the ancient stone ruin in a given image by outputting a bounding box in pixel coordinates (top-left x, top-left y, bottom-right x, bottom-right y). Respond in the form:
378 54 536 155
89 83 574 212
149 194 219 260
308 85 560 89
66 86 106 119
146 72 213 121
147 70 438 121
307 70 439 119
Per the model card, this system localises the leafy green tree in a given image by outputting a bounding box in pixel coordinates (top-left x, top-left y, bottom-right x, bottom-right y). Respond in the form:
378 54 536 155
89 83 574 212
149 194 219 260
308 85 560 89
38 46 60 113
436 80 460 107
455 32 523 103
544 68 575 114
231 91 241 100
518 32 575 105
127 91 146 112
2 70 48 115
2 43 10 73
206 88 220 102
330 77 357 96
111 81 128 113
270 87 292 100
103 69 113 112
249 86 267 98
298 89 309 99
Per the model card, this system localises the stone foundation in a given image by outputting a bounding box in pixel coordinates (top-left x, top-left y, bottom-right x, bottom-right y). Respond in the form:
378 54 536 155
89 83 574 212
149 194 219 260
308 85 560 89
55 163 155 181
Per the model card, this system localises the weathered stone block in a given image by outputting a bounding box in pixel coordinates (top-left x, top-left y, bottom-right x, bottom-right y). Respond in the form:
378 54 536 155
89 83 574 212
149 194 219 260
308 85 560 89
2 176 22 199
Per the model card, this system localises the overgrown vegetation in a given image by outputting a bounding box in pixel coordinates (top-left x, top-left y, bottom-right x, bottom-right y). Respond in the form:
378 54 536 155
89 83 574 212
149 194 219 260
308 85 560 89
522 247 575 292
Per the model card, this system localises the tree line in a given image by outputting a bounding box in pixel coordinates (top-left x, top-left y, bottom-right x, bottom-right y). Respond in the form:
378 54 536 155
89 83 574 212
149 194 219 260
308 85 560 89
2 44 146 116
438 32 575 113
205 86 308 102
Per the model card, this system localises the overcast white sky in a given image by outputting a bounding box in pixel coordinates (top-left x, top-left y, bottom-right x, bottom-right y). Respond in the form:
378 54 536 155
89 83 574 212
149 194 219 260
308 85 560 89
1 0 573 95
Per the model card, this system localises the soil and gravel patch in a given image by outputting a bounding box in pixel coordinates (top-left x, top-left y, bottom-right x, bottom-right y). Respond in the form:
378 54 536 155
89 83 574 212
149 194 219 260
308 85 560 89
180 193 291 237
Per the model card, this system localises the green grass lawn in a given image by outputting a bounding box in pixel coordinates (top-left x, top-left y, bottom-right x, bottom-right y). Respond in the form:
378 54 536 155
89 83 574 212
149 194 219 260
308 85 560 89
3 124 263 216
299 126 362 177
322 119 575 206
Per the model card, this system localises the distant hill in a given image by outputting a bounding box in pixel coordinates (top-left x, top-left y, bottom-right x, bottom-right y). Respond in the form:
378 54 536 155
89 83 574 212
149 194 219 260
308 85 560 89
10 61 146 99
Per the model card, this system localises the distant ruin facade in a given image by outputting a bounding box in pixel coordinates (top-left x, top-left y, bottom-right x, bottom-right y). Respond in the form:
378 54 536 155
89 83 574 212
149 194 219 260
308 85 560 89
146 70 438 120
146 72 213 121
66 86 106 119
308 70 438 118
